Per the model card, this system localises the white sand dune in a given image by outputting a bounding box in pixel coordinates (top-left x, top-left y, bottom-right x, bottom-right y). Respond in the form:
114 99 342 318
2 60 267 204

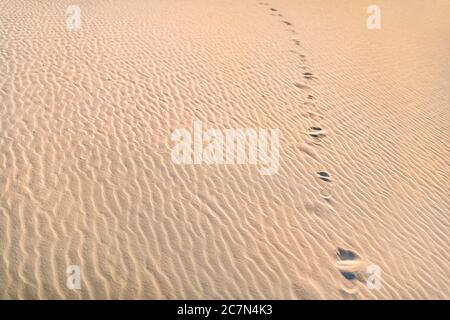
0 0 449 299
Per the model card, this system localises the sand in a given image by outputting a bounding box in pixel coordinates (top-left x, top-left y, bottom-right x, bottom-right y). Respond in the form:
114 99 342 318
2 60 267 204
0 0 449 299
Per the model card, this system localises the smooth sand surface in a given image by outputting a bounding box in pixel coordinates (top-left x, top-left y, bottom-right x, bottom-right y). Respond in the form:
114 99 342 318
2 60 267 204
0 0 449 299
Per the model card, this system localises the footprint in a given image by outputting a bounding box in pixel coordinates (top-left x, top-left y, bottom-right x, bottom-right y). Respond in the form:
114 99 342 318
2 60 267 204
319 189 332 200
337 248 358 261
304 110 325 122
282 21 293 26
270 8 278 11
341 271 357 280
307 127 326 146
292 39 301 46
304 72 314 80
294 82 312 90
304 200 327 216
317 171 331 182
303 101 316 107
308 126 326 137
335 248 362 284
289 50 306 61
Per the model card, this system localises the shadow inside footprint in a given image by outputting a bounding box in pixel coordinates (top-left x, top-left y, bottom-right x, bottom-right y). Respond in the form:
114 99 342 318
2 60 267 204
317 171 331 182
294 82 312 90
304 72 314 80
337 248 358 261
341 271 357 280
336 248 361 283
308 126 325 137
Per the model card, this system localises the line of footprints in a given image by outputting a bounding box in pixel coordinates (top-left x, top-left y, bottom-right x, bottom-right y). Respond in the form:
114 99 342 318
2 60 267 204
258 2 367 293
258 1 331 200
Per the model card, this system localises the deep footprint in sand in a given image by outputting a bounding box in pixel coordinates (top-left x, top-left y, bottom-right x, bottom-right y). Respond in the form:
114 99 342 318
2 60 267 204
308 127 326 146
335 249 363 281
316 171 332 198
337 248 359 261
317 171 332 182
308 126 326 137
